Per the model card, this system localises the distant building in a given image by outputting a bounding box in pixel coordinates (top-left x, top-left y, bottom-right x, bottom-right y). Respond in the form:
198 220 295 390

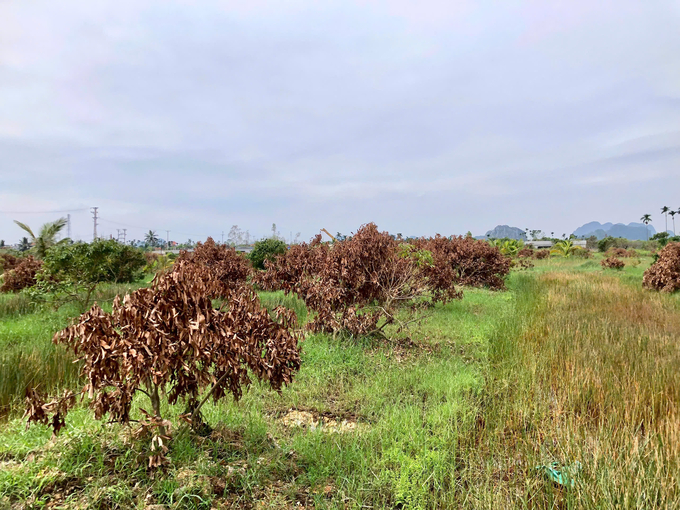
526 240 587 249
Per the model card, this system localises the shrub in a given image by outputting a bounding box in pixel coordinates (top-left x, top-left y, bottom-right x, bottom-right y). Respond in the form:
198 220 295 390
535 249 550 259
43 240 146 284
257 224 461 335
30 240 146 310
489 239 523 257
249 238 287 270
650 232 680 248
517 247 535 258
26 260 301 466
571 247 592 259
0 256 42 292
511 258 534 270
598 237 617 253
606 247 637 258
177 237 250 297
642 242 680 292
0 252 22 273
601 256 625 270
415 235 511 290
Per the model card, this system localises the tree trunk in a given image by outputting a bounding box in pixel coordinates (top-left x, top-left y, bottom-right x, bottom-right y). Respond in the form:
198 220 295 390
148 382 166 436
150 383 161 418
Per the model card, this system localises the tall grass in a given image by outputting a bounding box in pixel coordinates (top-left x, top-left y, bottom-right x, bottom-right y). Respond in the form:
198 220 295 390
0 293 37 319
0 281 148 418
459 271 680 507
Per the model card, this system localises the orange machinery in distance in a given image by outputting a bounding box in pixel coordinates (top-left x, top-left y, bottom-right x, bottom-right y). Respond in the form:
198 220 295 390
320 228 337 242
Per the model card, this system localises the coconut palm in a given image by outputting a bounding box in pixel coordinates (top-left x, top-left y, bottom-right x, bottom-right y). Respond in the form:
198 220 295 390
661 206 670 233
144 230 160 247
14 217 68 258
640 214 652 240
18 237 30 252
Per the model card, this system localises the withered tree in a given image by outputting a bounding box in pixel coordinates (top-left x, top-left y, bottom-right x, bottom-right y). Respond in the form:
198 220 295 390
176 237 251 298
415 235 511 290
0 255 42 292
643 242 680 292
257 223 461 336
26 260 300 467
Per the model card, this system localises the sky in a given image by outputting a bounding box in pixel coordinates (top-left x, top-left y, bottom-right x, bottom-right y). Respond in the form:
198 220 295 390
1 0 680 244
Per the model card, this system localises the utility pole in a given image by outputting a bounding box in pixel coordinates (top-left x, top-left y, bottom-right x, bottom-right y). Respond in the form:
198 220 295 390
67 214 71 239
117 229 121 241
165 230 170 254
91 207 98 240
222 231 224 244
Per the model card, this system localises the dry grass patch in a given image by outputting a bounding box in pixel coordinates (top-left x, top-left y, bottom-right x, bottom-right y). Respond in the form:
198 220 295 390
460 271 680 508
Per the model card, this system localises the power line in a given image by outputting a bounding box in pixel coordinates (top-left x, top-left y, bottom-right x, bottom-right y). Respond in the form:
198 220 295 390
0 207 89 214
99 219 208 239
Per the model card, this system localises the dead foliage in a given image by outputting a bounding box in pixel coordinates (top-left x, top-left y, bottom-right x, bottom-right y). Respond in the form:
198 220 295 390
24 389 76 436
0 253 22 273
25 259 301 466
511 258 534 271
601 256 625 270
606 247 638 258
517 247 535 258
414 235 511 290
177 237 251 298
535 249 550 259
143 251 160 265
257 223 461 336
643 242 680 292
0 255 42 292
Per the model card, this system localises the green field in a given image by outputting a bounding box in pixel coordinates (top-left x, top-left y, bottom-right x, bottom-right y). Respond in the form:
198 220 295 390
1 255 679 508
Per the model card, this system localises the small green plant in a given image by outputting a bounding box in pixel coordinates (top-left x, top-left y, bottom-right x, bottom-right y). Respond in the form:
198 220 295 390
490 239 524 257
28 240 146 311
551 239 575 257
249 238 287 270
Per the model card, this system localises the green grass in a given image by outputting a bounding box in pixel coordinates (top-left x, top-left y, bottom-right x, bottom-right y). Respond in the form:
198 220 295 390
1 259 679 508
0 281 151 418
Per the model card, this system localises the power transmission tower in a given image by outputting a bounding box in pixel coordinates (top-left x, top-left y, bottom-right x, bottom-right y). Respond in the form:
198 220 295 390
122 229 127 244
91 207 98 240
117 229 121 241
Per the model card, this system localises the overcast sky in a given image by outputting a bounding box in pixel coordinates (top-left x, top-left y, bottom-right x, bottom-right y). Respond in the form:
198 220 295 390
1 0 680 244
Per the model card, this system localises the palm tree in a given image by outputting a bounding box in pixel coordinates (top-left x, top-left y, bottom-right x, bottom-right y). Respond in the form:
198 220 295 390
14 217 68 258
18 237 30 252
640 214 652 240
144 230 160 248
661 206 670 233
671 210 677 236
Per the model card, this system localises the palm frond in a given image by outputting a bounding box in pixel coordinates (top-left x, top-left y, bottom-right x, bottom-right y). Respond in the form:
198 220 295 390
13 220 36 239
39 217 68 241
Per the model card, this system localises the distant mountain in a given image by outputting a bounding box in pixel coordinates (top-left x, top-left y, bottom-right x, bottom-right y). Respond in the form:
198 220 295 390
484 225 527 240
572 221 656 241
